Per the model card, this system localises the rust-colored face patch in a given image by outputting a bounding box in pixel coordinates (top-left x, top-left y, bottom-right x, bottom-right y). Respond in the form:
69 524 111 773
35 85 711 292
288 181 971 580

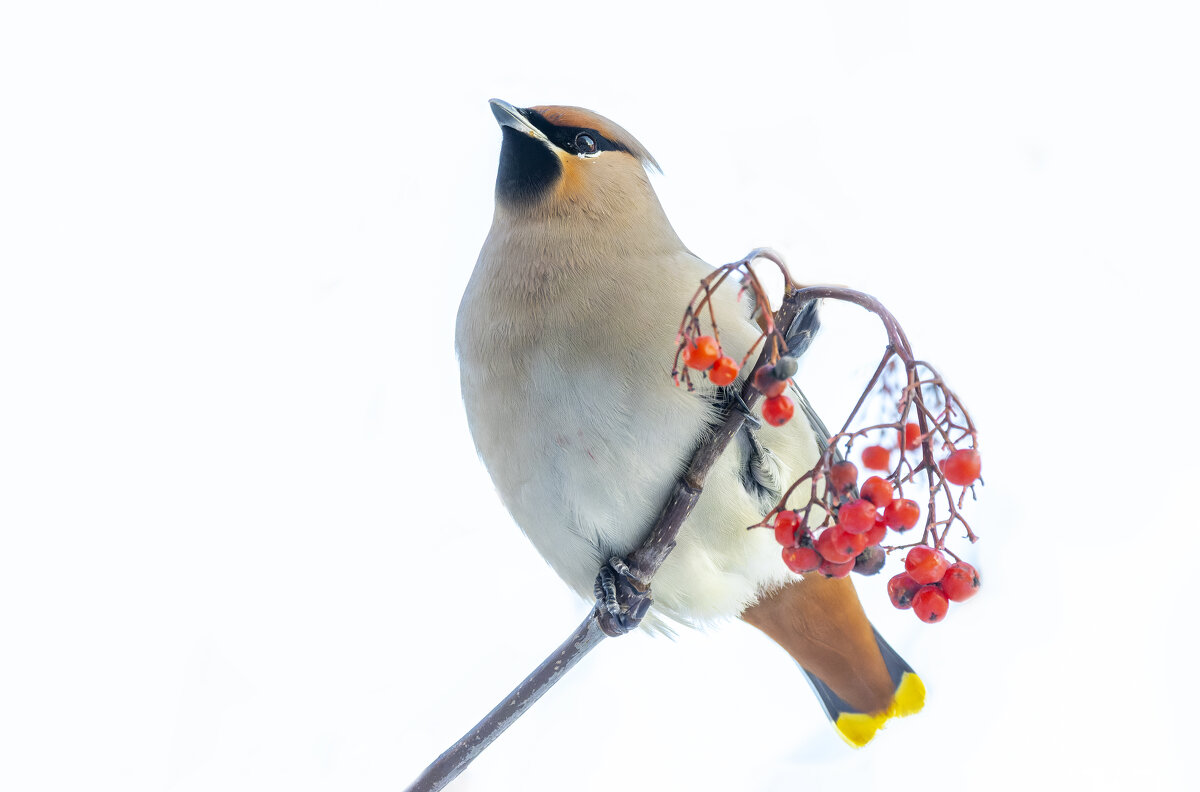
553 149 585 201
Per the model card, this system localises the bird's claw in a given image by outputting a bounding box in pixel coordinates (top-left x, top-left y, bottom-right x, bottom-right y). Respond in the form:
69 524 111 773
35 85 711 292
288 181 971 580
593 556 652 636
720 388 762 430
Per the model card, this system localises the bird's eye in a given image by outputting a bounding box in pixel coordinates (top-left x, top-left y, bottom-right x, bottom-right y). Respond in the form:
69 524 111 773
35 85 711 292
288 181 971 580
575 132 597 154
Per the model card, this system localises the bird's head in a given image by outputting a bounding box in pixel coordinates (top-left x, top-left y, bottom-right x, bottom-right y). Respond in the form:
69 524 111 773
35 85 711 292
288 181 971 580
488 99 663 221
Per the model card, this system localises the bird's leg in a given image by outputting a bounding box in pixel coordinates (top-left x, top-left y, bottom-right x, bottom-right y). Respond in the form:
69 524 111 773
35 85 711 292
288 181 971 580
593 556 653 636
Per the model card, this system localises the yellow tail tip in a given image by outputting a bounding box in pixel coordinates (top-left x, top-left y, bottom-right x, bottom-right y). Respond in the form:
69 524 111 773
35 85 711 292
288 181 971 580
835 674 925 748
887 672 926 719
835 712 887 748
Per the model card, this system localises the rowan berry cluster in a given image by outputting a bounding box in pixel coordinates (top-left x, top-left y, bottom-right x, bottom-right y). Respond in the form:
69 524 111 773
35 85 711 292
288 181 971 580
672 250 986 625
841 424 984 622
770 362 985 623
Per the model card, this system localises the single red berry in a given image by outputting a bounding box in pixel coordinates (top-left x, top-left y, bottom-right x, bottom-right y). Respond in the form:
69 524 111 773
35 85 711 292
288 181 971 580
905 546 951 585
912 585 950 623
883 498 920 531
864 517 887 547
903 422 921 450
887 573 922 610
829 525 869 558
814 529 855 563
837 499 877 535
762 395 795 426
820 557 855 578
682 335 720 370
861 445 891 471
942 448 982 486
751 364 789 398
860 476 894 508
708 356 739 386
773 510 801 547
829 461 858 493
782 545 821 574
941 562 981 602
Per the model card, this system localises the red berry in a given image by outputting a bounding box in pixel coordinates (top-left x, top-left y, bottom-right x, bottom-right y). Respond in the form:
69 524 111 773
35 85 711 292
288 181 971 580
682 335 720 370
708 356 739 386
762 395 795 426
864 517 887 547
887 573 922 609
829 461 858 493
941 562 981 602
829 525 868 558
751 364 789 398
942 448 982 486
861 445 891 471
819 557 855 578
905 546 951 585
883 498 920 531
904 422 921 450
773 510 801 547
814 529 855 563
837 499 877 535
860 476 894 508
782 545 821 574
912 585 950 623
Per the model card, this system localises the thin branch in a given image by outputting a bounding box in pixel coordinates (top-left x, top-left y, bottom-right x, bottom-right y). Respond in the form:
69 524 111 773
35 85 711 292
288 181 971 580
406 613 606 792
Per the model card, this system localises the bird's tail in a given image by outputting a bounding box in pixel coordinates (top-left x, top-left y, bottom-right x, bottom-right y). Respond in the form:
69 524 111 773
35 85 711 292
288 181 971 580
741 575 925 748
800 627 925 747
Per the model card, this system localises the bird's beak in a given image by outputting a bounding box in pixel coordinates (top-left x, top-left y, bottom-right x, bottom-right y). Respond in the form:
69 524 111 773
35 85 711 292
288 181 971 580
489 98 550 143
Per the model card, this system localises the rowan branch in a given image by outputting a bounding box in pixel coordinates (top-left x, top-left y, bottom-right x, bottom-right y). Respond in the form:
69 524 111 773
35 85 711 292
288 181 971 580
406 256 977 790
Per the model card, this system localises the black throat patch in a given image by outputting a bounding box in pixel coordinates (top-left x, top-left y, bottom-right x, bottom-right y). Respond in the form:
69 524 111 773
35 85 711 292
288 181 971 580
495 126 562 205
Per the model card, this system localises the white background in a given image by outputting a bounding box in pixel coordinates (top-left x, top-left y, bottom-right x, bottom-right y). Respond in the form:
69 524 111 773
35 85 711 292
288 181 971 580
2 1 1196 790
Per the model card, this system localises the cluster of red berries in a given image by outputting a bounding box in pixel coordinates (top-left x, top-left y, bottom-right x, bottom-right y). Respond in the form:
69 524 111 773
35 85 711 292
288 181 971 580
682 337 797 427
859 425 983 489
773 460 921 580
852 429 985 623
888 551 980 623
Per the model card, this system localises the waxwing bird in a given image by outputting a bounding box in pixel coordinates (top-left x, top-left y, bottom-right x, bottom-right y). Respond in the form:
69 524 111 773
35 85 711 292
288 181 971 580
455 99 924 746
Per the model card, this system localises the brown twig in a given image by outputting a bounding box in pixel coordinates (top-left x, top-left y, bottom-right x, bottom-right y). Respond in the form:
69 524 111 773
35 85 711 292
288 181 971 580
406 613 607 792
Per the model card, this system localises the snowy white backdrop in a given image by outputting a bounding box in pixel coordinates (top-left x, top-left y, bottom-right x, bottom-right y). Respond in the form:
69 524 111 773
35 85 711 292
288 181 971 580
1 2 1196 790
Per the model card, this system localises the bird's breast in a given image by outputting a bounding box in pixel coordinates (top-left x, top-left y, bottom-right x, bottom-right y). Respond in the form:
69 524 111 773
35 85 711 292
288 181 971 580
456 243 718 587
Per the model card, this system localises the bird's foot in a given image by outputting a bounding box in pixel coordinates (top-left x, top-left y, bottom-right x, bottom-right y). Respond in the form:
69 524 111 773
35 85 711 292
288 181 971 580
593 557 653 637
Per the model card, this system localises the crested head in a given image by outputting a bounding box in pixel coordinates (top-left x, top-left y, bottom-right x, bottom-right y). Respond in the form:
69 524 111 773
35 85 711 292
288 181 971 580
488 99 662 212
